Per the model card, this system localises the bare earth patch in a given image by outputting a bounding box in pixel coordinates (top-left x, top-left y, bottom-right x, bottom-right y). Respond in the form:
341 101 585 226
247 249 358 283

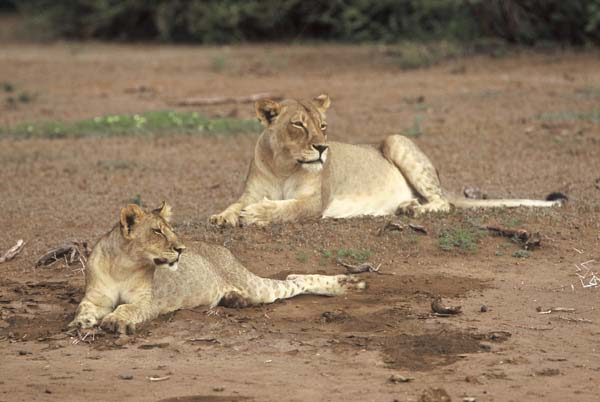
1 42 599 401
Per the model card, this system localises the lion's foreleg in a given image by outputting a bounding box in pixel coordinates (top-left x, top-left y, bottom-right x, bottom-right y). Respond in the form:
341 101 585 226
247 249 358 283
239 197 320 226
100 296 157 335
68 292 114 330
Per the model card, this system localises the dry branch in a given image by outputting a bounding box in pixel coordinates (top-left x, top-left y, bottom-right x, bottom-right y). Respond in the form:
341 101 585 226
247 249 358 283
481 225 541 250
174 92 283 107
336 259 383 274
36 240 91 268
431 297 462 316
0 239 25 263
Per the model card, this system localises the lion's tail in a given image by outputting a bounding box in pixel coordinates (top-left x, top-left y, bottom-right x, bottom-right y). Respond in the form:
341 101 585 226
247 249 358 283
448 192 567 209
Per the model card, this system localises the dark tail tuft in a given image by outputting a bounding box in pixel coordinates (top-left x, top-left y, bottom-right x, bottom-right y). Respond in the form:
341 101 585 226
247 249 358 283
545 192 568 205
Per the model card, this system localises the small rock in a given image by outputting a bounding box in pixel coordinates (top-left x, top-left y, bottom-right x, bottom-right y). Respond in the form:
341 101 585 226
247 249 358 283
479 305 488 313
464 375 481 384
213 386 225 392
536 368 560 376
463 398 477 402
419 387 451 402
388 374 414 383
479 343 492 352
119 374 133 380
17 350 31 356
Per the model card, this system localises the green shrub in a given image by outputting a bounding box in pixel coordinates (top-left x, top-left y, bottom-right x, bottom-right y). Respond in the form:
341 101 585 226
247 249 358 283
16 0 600 44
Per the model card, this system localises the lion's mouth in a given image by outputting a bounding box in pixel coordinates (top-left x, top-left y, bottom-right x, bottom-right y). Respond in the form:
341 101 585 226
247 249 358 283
297 158 323 165
153 257 179 267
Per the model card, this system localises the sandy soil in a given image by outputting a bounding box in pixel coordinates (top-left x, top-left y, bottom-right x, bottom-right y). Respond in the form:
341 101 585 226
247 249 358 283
1 39 600 402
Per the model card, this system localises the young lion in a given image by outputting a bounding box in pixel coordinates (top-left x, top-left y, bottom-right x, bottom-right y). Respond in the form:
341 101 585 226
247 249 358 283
210 94 565 227
68 203 364 334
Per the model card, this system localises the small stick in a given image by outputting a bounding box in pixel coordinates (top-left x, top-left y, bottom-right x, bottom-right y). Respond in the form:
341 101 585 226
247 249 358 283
537 307 576 314
0 239 25 263
481 225 541 249
174 92 283 107
336 259 387 275
555 316 592 324
148 376 171 382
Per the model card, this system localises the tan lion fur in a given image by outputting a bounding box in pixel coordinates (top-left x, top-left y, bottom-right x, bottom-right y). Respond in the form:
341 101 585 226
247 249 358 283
210 94 564 226
69 203 364 334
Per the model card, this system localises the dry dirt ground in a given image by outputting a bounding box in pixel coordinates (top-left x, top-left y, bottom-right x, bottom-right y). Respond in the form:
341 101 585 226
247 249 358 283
1 35 600 402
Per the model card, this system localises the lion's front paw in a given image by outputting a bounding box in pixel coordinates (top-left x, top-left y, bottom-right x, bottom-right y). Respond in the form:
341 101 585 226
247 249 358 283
396 199 421 217
68 314 98 331
239 201 277 226
100 314 135 335
397 199 450 217
413 200 451 216
209 210 240 227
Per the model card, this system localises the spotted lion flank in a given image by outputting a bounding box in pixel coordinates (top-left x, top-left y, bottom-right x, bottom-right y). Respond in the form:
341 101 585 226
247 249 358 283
68 203 364 334
209 94 565 227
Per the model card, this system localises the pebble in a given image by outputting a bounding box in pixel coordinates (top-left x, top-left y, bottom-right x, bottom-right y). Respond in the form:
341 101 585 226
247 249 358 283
118 374 133 380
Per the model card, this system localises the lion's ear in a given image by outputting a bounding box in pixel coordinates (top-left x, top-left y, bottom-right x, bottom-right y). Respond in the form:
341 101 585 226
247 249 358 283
255 99 282 127
313 94 331 113
153 201 172 222
120 204 145 238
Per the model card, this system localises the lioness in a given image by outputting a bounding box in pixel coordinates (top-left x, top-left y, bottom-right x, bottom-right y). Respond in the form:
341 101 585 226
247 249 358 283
210 94 564 226
68 202 364 334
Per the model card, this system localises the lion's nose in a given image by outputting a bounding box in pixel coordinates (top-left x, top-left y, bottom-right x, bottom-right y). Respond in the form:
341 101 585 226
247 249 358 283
313 144 328 155
173 245 186 254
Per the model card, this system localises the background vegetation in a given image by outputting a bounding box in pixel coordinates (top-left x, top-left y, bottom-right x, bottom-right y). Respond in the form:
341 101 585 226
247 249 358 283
12 0 600 45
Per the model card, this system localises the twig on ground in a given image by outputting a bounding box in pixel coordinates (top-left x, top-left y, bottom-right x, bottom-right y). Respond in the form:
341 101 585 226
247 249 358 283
575 260 599 288
380 221 428 235
480 225 541 250
148 375 171 382
554 316 592 324
36 240 91 271
502 323 553 331
0 239 25 263
408 223 428 234
336 259 388 275
388 374 414 383
173 92 283 106
536 307 575 314
431 297 462 316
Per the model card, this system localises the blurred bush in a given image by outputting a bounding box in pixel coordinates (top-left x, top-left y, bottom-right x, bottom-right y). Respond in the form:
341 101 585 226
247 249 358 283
16 0 600 44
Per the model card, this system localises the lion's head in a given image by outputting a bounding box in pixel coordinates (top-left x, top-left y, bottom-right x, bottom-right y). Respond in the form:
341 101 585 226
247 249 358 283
119 202 185 272
256 94 331 173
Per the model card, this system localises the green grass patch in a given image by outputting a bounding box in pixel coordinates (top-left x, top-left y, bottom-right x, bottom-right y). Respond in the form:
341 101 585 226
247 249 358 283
296 252 309 263
575 87 600 99
321 248 372 263
539 110 600 123
438 226 486 253
402 115 425 137
1 111 262 139
512 250 530 259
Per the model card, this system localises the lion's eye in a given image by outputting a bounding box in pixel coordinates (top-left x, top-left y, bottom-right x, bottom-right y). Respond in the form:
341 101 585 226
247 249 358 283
152 228 163 236
320 123 327 131
291 121 304 129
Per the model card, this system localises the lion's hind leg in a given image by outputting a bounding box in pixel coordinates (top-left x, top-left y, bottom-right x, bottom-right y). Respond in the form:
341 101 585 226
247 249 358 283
382 135 450 215
222 274 365 308
285 274 366 296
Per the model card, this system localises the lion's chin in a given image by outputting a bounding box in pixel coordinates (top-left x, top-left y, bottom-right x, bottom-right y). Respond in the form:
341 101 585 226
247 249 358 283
299 161 323 173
